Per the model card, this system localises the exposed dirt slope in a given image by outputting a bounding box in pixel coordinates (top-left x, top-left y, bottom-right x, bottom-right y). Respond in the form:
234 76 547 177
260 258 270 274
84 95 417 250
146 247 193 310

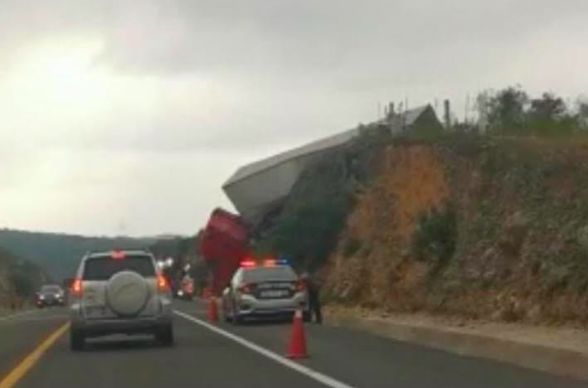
325 137 588 324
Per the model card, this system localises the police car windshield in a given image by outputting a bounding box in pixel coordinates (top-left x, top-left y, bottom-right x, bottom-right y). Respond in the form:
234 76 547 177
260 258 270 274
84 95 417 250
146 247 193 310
242 266 297 283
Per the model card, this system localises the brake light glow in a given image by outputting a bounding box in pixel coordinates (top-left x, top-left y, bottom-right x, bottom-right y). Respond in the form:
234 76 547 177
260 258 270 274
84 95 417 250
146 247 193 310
240 260 256 268
71 278 83 296
157 274 169 292
111 250 125 260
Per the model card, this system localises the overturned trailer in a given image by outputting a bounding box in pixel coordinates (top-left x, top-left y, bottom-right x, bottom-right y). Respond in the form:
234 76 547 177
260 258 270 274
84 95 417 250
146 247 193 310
222 105 442 226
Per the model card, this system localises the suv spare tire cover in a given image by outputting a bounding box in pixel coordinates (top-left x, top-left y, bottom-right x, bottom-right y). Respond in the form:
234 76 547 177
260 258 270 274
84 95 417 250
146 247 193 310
106 271 150 317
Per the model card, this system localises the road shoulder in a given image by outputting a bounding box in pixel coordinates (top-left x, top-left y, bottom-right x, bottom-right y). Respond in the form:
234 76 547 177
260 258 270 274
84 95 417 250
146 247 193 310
326 305 588 382
0 308 36 320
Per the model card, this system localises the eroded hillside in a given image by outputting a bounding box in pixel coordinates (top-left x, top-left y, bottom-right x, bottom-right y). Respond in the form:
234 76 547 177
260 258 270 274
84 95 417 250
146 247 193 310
324 137 588 324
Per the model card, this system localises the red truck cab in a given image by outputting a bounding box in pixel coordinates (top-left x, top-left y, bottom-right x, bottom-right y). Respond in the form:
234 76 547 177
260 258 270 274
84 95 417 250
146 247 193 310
199 208 249 296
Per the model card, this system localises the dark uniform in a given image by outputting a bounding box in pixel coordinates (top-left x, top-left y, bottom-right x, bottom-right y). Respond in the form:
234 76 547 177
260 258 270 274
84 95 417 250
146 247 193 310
305 275 323 324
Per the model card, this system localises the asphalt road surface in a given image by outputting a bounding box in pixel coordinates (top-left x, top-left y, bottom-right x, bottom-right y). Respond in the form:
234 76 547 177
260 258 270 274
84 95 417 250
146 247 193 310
1 300 587 388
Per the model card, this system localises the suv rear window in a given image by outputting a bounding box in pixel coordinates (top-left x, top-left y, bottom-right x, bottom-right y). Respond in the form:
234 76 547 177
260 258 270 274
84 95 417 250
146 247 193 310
83 255 155 281
242 266 297 283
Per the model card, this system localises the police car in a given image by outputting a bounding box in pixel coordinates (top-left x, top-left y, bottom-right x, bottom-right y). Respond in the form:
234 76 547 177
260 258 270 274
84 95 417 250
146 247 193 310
221 259 309 323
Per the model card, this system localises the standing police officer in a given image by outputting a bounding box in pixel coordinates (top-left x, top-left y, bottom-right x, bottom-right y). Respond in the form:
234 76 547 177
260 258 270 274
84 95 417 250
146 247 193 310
301 272 322 324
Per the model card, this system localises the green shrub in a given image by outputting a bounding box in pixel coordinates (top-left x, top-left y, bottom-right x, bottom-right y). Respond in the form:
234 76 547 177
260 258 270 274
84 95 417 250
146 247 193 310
262 197 350 270
411 205 457 269
343 238 362 258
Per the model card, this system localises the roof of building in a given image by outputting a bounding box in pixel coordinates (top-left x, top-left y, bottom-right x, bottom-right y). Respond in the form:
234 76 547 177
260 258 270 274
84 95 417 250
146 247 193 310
388 104 431 131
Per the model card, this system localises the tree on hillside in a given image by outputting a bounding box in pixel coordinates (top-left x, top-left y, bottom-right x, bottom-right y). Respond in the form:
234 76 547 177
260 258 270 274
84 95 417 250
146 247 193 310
475 87 583 136
529 93 566 121
481 86 529 134
262 198 349 271
527 92 576 134
578 99 588 130
0 248 46 299
254 146 359 271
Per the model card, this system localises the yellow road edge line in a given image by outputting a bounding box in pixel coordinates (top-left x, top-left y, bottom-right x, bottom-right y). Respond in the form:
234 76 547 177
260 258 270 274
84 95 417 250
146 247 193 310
0 322 69 388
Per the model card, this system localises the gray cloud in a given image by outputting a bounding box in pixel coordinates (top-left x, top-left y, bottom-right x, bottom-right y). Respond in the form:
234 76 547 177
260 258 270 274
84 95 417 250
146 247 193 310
99 1 588 77
1 0 588 235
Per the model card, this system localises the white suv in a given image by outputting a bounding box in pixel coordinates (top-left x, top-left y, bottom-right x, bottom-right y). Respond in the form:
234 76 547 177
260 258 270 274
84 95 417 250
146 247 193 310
69 250 173 350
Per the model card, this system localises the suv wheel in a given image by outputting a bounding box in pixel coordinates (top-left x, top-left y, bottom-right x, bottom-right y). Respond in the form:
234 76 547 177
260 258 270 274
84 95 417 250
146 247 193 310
70 328 85 351
156 325 174 346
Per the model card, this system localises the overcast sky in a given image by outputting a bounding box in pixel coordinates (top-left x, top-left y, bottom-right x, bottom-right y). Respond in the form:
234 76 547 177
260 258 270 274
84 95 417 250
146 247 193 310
1 0 587 236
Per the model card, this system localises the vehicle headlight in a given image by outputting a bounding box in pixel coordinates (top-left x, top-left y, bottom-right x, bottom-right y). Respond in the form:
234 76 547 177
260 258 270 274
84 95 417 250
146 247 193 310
177 290 184 296
39 295 45 300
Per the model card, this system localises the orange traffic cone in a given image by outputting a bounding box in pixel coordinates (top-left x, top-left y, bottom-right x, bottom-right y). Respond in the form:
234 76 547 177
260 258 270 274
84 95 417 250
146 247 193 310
286 309 308 359
207 296 219 323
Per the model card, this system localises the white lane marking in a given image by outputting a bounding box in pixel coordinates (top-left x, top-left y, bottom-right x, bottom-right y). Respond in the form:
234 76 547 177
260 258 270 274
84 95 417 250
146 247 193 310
174 310 355 388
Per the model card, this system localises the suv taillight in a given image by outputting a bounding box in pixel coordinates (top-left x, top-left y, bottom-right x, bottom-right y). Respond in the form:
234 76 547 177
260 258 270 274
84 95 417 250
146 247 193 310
71 278 83 297
157 274 169 293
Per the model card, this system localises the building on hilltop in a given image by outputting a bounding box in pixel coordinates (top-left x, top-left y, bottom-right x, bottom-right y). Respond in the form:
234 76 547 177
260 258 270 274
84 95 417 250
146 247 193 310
223 104 442 225
382 103 444 134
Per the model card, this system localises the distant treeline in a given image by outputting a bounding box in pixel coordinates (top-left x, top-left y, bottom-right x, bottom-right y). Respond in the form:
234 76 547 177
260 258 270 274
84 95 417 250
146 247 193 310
0 229 157 282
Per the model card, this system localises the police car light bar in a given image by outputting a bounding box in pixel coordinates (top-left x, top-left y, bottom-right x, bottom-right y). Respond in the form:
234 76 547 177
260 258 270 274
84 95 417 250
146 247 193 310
240 260 256 268
263 258 289 266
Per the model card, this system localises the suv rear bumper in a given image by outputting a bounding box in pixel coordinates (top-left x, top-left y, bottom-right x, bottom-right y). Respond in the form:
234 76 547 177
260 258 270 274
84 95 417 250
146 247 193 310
71 315 172 337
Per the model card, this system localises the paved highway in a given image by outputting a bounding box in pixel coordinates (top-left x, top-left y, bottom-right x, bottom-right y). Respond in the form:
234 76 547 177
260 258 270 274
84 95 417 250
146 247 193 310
1 300 586 388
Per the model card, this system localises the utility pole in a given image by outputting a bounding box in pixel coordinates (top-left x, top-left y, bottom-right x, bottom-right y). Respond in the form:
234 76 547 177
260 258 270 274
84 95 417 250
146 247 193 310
444 99 451 130
465 93 471 124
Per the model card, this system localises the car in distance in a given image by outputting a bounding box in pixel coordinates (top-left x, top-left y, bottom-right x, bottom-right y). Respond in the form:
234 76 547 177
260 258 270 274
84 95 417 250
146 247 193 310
35 284 65 307
221 259 309 324
175 275 195 300
69 249 174 350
